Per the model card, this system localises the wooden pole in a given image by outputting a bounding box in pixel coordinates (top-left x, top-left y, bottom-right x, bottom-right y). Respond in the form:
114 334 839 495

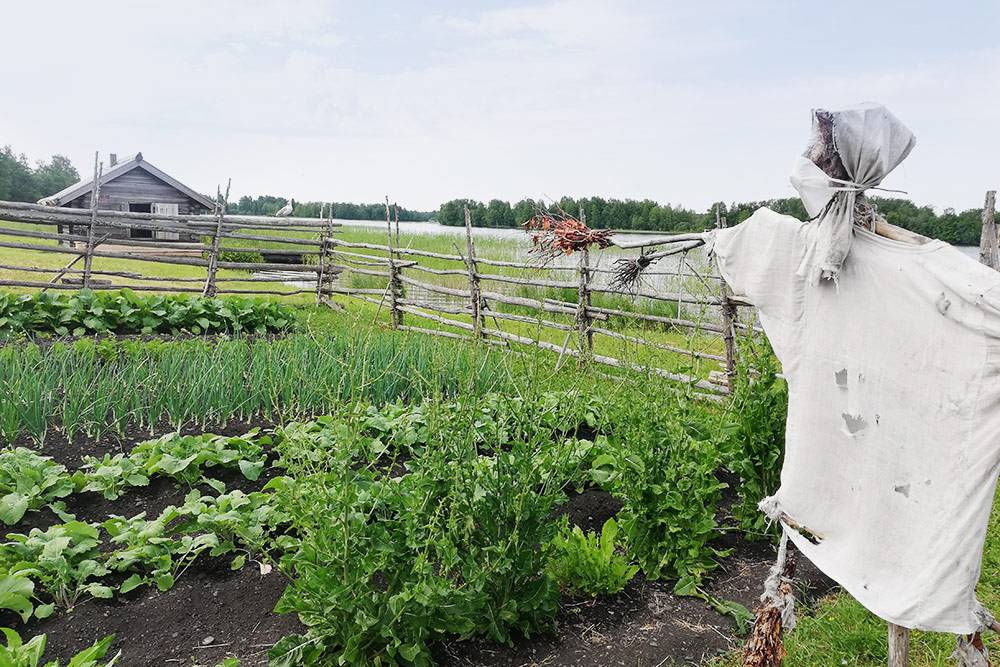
715 207 737 384
316 202 331 305
394 204 401 255
576 207 593 358
979 190 998 271
888 624 910 667
385 196 401 328
203 179 231 297
463 206 484 339
82 153 103 289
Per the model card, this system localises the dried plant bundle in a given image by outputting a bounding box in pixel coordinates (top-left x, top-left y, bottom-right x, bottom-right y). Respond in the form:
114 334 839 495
523 211 613 263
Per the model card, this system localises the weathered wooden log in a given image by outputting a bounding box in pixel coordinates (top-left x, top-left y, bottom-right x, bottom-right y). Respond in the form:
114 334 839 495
979 190 998 270
590 326 726 361
0 199 338 228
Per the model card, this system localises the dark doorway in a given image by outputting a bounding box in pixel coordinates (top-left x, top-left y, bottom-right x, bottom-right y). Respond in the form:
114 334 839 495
128 204 153 238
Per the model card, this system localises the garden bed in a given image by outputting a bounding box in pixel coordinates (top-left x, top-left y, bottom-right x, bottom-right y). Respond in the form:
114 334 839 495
6 423 833 667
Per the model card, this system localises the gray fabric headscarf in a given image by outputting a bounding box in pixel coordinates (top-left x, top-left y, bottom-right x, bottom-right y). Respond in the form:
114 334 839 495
790 103 916 283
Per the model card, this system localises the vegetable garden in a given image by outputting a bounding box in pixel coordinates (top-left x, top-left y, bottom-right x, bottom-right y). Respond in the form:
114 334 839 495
0 276 833 667
0 209 989 666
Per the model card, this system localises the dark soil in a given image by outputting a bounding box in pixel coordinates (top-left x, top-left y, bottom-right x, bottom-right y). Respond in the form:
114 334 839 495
30 562 301 667
19 417 281 469
13 428 836 667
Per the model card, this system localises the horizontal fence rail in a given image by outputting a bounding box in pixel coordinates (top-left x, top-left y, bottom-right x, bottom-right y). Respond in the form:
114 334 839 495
0 198 753 393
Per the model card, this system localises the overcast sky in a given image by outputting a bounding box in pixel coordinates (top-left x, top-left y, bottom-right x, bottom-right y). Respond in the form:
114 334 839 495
3 1 997 212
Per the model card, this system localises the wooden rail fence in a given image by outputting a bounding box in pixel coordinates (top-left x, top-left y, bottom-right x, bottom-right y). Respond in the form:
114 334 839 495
0 199 753 394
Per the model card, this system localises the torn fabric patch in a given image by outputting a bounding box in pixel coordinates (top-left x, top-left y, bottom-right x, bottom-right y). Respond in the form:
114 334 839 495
715 208 1000 633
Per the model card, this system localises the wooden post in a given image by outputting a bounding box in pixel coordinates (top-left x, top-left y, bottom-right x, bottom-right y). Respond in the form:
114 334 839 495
203 179 230 297
888 624 910 667
715 206 737 385
979 190 998 271
82 153 103 289
576 207 593 358
385 196 402 328
316 201 332 305
394 204 401 256
463 206 484 339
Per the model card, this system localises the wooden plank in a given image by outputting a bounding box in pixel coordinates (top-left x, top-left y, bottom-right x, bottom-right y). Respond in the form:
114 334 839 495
0 199 337 228
585 303 725 333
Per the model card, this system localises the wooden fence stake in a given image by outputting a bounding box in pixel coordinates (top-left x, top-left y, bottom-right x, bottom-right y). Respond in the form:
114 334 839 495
82 153 103 289
575 207 594 358
316 201 332 305
385 196 402 328
979 190 998 271
203 179 231 297
888 623 910 667
463 206 484 339
715 207 737 386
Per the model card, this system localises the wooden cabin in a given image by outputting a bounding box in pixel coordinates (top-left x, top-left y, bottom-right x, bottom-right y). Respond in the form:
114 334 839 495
38 153 214 243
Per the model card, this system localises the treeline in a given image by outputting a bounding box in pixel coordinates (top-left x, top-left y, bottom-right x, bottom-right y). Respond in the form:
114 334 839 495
438 196 988 246
0 146 80 203
228 195 435 222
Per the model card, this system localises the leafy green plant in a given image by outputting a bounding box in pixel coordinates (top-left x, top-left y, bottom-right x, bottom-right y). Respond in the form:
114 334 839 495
0 522 111 610
74 454 150 501
129 431 267 486
546 516 638 596
591 398 727 591
0 449 75 525
0 629 118 666
104 487 287 593
104 505 222 594
270 400 575 666
0 565 41 622
0 289 296 338
723 337 787 537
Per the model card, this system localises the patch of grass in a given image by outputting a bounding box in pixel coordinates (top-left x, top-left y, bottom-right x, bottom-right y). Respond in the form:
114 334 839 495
712 491 1000 666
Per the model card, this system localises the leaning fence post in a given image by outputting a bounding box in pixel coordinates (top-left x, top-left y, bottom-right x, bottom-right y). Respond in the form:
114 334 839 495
463 206 484 339
715 207 737 387
82 152 103 289
576 207 593 358
979 190 998 271
203 179 231 297
384 196 402 328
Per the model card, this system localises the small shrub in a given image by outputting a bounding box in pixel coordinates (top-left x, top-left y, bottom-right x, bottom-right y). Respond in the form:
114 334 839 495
271 404 571 666
214 250 265 264
546 516 638 596
591 398 727 592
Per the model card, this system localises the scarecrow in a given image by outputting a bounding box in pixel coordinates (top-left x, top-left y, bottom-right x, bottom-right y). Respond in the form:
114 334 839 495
535 104 1000 666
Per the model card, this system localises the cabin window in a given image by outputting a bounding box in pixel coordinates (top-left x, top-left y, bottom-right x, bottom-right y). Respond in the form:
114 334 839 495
128 203 153 238
152 203 180 240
